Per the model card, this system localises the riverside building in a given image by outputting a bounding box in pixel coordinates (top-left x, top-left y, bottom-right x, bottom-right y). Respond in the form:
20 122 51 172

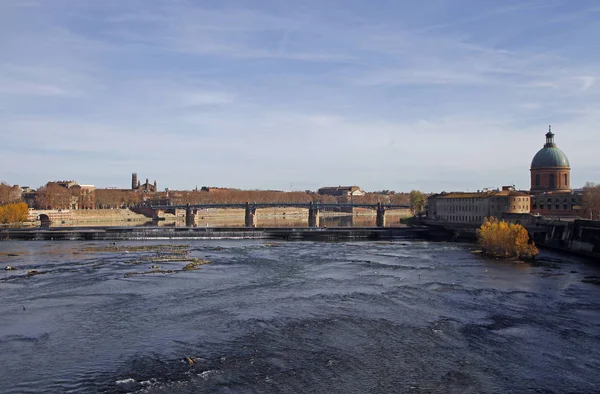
427 186 531 224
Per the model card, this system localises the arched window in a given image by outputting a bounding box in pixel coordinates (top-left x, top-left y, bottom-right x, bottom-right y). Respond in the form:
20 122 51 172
535 174 540 186
564 174 568 187
549 174 555 188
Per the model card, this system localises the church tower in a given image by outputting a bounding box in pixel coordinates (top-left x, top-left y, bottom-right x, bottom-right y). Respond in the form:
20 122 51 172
131 173 138 190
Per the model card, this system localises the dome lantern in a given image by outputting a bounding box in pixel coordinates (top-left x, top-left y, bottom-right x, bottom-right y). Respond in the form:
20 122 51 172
544 125 556 148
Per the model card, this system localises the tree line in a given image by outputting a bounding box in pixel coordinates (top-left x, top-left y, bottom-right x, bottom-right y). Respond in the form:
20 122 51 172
3 179 600 219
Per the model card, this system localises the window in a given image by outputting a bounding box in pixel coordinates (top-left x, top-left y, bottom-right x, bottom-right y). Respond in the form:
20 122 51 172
564 174 568 186
549 174 555 188
563 204 568 210
535 174 540 186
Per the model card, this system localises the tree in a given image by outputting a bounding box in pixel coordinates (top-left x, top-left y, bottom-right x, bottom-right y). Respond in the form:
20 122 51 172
409 190 426 214
582 182 600 220
477 217 538 259
0 183 22 204
0 202 29 224
35 183 71 210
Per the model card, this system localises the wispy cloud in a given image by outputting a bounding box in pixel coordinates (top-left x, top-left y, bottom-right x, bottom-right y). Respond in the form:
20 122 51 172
0 0 599 190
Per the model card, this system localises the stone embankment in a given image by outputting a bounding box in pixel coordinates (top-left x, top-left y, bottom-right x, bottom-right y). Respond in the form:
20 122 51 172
28 209 149 226
541 219 600 258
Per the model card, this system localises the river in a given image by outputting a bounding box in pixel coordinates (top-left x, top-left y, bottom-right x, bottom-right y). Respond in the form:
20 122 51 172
0 239 599 393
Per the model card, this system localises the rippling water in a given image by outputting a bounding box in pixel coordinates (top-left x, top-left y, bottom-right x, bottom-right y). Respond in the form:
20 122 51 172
0 240 599 393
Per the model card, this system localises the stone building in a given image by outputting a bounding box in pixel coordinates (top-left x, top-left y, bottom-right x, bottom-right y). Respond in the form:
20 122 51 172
427 186 531 224
318 186 365 197
529 128 583 217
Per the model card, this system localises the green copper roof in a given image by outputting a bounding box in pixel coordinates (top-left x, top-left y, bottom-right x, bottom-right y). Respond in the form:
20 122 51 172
531 128 570 168
531 146 570 168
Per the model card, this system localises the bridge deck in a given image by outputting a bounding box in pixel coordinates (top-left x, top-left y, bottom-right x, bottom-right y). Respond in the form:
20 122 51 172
151 203 410 210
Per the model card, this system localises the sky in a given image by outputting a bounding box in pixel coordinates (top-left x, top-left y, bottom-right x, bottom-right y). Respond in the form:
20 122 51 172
0 0 599 192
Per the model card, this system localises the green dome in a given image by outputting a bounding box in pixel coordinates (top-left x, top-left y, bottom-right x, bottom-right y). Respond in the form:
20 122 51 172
530 129 570 168
531 147 570 168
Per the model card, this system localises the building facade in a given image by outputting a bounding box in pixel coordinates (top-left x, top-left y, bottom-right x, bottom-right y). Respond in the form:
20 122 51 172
427 186 531 224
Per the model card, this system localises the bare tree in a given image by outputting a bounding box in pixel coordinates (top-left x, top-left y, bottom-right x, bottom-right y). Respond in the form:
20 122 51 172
583 182 600 220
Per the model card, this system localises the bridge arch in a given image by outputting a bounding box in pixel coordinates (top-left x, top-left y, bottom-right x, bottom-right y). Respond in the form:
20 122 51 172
38 214 51 227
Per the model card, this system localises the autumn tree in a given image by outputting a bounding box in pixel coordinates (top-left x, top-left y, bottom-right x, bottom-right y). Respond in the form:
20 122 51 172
582 182 600 220
477 217 538 259
409 190 426 214
0 202 29 224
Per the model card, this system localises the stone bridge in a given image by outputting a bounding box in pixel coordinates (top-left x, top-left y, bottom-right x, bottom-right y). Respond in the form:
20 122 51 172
146 202 410 227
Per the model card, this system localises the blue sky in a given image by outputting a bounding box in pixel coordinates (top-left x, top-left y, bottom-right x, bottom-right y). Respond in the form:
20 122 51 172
1 0 599 192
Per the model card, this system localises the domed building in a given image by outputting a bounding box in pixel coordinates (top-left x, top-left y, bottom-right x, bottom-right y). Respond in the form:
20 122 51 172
530 127 583 217
530 127 571 192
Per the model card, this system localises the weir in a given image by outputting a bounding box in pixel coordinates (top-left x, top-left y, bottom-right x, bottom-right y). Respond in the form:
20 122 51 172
0 226 427 241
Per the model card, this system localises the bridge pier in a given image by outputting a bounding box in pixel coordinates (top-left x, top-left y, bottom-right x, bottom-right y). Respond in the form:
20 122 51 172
376 203 386 228
308 202 320 227
185 204 196 227
245 203 257 228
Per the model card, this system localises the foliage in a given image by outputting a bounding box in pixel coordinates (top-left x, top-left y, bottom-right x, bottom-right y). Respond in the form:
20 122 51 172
0 183 22 204
583 182 600 220
0 202 29 224
95 189 141 209
477 217 538 259
409 190 426 214
35 183 72 210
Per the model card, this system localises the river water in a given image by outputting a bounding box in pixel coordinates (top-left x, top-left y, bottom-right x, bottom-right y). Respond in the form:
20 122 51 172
0 239 599 393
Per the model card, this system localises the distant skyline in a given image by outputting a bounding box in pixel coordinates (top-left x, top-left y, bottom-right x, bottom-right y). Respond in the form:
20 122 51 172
1 0 599 192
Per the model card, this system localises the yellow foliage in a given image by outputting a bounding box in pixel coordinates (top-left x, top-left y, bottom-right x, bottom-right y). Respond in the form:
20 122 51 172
0 202 29 224
477 217 538 259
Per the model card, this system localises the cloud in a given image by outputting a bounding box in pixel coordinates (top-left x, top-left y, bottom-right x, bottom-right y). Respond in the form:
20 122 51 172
177 92 237 107
0 81 67 96
578 76 597 91
0 0 599 191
